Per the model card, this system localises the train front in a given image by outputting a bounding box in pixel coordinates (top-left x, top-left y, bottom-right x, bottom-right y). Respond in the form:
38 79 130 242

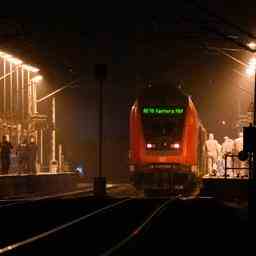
129 84 199 192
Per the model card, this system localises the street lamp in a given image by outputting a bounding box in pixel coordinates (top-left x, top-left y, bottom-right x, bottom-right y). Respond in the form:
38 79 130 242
246 57 256 76
0 51 12 59
247 42 256 51
246 42 256 180
31 75 43 83
22 64 40 73
0 52 14 114
21 65 39 119
8 57 23 65
3 57 23 114
7 58 23 114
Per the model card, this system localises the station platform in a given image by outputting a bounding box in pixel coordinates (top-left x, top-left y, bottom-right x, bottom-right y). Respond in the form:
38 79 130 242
0 172 82 199
201 175 249 202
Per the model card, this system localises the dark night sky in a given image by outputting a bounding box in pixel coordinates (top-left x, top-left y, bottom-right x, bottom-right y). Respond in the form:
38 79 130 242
1 1 255 179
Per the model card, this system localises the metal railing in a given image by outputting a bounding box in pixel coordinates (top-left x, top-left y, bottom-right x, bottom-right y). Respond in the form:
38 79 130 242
224 153 250 179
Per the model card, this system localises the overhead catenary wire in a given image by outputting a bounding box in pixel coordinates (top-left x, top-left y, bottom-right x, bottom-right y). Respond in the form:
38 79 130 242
183 0 256 40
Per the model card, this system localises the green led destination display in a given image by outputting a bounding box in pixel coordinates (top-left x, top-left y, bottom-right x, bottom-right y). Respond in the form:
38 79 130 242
142 107 184 115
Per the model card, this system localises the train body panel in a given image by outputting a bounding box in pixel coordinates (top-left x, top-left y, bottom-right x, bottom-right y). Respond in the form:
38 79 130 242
129 84 207 192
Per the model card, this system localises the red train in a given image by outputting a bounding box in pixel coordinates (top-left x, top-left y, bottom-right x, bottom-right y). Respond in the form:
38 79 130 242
129 83 207 193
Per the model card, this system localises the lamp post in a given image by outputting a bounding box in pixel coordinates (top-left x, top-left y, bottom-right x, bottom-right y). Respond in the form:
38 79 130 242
7 58 23 116
30 75 43 115
0 52 12 115
246 43 256 125
252 59 256 180
94 64 107 197
245 59 256 123
22 65 39 120
0 54 23 117
21 66 24 120
246 42 256 180
28 75 43 171
3 58 6 114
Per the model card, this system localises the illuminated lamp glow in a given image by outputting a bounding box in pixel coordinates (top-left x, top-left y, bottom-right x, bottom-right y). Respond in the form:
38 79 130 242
249 57 256 67
246 66 255 76
31 75 43 82
171 143 180 149
0 51 12 59
247 41 256 50
8 57 23 65
22 64 40 73
146 143 155 149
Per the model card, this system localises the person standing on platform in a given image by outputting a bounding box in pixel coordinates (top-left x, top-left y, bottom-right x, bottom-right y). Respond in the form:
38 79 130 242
17 139 29 174
216 142 224 177
0 135 13 175
28 136 38 174
204 133 219 176
221 136 234 177
234 132 247 178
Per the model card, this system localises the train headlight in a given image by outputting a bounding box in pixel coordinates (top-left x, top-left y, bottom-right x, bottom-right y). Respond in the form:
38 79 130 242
170 143 180 149
146 143 156 149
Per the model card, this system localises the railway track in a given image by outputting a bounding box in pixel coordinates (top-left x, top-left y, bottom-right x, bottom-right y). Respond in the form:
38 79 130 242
0 197 177 255
0 193 247 255
0 180 247 256
106 196 249 255
0 197 126 250
0 184 125 248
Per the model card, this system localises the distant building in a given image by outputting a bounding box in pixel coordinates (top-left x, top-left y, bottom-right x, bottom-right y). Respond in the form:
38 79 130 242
238 110 253 128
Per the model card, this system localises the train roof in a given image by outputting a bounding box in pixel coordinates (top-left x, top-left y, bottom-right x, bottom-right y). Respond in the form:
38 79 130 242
138 83 188 107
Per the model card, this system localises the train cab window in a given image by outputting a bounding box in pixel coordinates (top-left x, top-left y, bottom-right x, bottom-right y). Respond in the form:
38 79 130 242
141 107 185 144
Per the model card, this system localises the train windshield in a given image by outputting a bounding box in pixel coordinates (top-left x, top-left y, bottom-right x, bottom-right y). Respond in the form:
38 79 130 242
141 106 186 141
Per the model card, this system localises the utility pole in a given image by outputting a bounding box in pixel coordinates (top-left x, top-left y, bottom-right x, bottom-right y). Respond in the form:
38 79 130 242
49 97 58 172
253 71 256 179
254 71 256 126
99 78 103 178
93 64 107 197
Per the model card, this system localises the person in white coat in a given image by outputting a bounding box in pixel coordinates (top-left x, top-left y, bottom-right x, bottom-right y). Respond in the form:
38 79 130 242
221 136 234 177
234 132 247 177
216 143 224 177
204 133 219 176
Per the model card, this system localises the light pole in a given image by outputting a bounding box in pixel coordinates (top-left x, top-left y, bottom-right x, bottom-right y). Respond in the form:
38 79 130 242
22 64 40 119
29 75 43 115
28 71 31 117
28 75 43 171
3 58 6 114
246 43 256 125
0 53 22 117
246 42 256 180
10 62 12 114
16 63 19 113
0 52 12 115
3 57 6 114
94 64 107 197
21 66 24 120
7 58 23 116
